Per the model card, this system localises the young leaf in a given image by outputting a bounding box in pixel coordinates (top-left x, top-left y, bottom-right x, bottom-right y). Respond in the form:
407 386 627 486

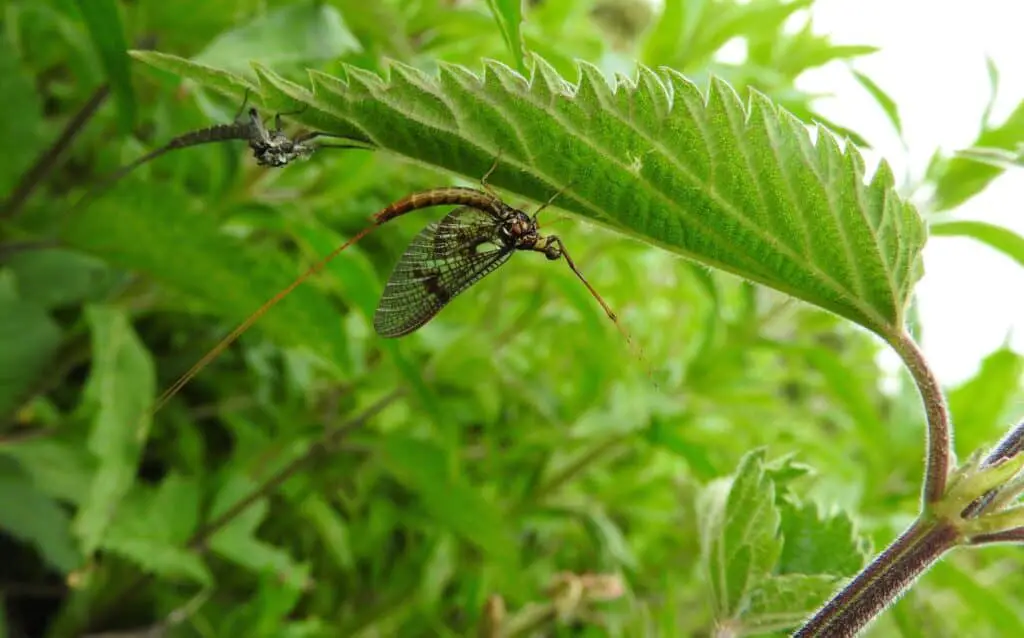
745 574 846 633
132 52 926 341
71 0 134 130
699 450 782 619
485 0 526 73
777 501 869 576
931 220 1024 269
73 305 155 555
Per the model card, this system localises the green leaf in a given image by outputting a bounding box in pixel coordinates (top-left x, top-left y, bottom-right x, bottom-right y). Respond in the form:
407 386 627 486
931 220 1024 269
299 494 353 570
983 55 1000 129
207 473 307 585
931 99 1024 211
133 53 926 341
7 249 118 309
104 537 211 585
851 70 902 137
643 0 814 70
71 0 134 130
0 275 62 417
948 347 1024 455
60 184 351 379
745 574 845 633
485 0 526 73
777 501 869 576
376 435 513 561
699 450 782 619
0 457 81 573
73 305 155 555
194 3 362 74
0 31 46 196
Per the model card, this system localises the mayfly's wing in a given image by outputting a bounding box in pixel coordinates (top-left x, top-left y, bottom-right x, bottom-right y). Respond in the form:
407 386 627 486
374 207 513 338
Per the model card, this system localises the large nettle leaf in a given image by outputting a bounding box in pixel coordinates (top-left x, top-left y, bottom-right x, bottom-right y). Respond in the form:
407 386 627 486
131 51 926 340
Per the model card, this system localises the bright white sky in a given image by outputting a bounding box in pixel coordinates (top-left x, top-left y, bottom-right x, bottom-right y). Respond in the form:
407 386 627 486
800 0 1024 385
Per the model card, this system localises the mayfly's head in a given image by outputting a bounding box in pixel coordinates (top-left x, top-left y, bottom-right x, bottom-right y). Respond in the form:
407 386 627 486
499 209 541 248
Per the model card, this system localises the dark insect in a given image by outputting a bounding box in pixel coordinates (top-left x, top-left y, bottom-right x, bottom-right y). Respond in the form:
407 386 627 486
370 186 617 337
85 95 364 199
153 167 628 413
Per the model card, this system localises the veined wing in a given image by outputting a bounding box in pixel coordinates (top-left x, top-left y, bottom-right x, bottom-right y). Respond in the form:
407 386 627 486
374 207 512 338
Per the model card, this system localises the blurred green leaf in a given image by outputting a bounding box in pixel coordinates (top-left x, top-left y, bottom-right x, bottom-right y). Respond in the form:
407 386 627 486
931 220 1024 269
208 473 307 585
642 0 814 70
73 305 155 555
0 31 45 196
7 249 118 309
72 0 134 130
105 537 211 584
948 347 1023 455
0 457 81 573
951 146 1024 171
0 275 61 417
60 185 351 378
300 493 353 570
983 55 1000 129
777 501 869 576
194 2 361 74
0 438 95 505
852 70 902 137
134 51 926 342
377 435 513 561
485 0 525 74
931 99 1024 211
699 450 782 619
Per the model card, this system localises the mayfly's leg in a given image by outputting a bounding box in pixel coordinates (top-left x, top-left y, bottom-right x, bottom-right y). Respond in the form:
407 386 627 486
531 179 577 223
271 104 310 133
233 89 252 123
540 236 617 323
479 150 504 197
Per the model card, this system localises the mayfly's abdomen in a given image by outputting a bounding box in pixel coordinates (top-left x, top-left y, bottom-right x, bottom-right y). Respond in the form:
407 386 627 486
373 187 503 224
167 123 251 150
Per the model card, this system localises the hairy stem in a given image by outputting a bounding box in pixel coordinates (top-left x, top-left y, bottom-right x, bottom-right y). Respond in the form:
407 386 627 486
890 331 951 504
794 519 958 637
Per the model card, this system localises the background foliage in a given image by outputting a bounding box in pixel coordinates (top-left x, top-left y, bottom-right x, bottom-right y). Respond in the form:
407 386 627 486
1 0 1023 636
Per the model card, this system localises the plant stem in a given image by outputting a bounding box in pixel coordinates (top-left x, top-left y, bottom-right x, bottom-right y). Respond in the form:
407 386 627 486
1 85 110 219
890 331 951 504
794 518 958 637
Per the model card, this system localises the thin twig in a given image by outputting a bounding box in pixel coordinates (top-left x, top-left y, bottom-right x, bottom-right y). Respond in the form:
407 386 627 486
2 85 110 219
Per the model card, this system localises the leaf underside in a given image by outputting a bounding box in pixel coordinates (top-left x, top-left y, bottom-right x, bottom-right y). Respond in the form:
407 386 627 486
130 51 926 339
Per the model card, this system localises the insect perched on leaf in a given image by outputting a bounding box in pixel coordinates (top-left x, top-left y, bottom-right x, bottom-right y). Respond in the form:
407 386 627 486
84 94 365 200
153 162 633 413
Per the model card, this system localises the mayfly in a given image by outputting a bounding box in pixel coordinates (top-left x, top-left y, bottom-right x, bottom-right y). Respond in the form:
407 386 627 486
153 166 632 413
85 96 364 199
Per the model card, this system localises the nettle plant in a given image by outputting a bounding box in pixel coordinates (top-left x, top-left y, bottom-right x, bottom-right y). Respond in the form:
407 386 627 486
107 51 1024 636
